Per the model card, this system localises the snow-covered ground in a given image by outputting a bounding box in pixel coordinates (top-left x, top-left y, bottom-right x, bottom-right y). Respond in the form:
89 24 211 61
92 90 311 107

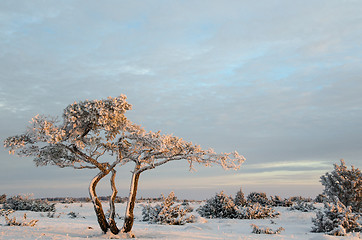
0 202 360 240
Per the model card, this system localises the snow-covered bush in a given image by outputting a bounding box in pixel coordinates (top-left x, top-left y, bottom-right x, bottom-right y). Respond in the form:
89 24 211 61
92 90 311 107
3 195 55 212
247 192 270 206
320 159 361 213
270 195 292 207
68 212 84 219
142 192 195 225
198 192 279 219
289 196 313 203
251 224 285 234
181 202 194 213
289 201 316 212
0 209 38 227
105 209 121 220
238 203 279 219
312 200 361 236
61 197 75 204
315 194 328 203
234 187 246 206
197 191 238 219
0 194 6 204
45 211 61 218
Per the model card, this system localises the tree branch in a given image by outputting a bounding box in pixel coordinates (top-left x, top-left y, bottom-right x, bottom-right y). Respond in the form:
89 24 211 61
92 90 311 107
66 145 106 171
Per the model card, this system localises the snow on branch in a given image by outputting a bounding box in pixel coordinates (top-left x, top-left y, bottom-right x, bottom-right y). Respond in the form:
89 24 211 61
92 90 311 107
320 159 362 213
63 95 133 142
4 95 136 172
116 130 245 173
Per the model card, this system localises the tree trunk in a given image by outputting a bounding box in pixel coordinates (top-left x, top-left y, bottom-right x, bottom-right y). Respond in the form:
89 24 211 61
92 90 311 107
109 169 120 234
121 164 141 233
89 171 109 233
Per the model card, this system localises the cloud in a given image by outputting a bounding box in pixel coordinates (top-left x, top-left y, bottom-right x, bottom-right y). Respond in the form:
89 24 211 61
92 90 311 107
244 160 330 170
0 0 361 198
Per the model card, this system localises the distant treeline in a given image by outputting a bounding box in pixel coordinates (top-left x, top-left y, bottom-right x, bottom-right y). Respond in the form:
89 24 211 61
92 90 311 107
39 196 127 203
39 196 201 203
0 194 200 204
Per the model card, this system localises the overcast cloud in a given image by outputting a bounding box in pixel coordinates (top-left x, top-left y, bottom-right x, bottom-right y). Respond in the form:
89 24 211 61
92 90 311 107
1 0 361 199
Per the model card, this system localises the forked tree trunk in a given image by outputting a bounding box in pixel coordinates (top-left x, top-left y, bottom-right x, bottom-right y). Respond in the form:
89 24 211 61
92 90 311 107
89 171 109 233
109 169 120 234
121 164 141 233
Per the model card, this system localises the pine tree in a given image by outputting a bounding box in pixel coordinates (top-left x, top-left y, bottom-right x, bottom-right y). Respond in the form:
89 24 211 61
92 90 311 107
270 195 292 207
288 201 316 212
4 94 246 235
320 159 362 212
3 195 55 212
234 187 246 206
238 203 279 219
312 200 360 236
197 191 238 219
247 192 270 206
142 192 194 225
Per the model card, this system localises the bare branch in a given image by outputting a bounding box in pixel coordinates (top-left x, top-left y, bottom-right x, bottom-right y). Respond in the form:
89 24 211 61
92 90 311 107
66 145 106 171
73 165 97 169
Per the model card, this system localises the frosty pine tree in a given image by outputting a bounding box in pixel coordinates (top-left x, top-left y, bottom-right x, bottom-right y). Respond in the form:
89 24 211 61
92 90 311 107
312 200 360 236
320 159 361 213
4 95 245 236
234 187 246 206
142 192 195 225
197 191 238 219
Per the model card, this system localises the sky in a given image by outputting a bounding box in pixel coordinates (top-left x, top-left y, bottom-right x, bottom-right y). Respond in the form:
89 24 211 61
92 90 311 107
1 0 361 200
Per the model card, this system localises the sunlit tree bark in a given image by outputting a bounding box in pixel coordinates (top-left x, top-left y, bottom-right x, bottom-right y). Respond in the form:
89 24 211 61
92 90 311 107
89 171 109 233
109 169 120 234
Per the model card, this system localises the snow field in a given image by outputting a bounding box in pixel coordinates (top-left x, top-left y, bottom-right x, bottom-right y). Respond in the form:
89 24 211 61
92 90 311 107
0 202 360 240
